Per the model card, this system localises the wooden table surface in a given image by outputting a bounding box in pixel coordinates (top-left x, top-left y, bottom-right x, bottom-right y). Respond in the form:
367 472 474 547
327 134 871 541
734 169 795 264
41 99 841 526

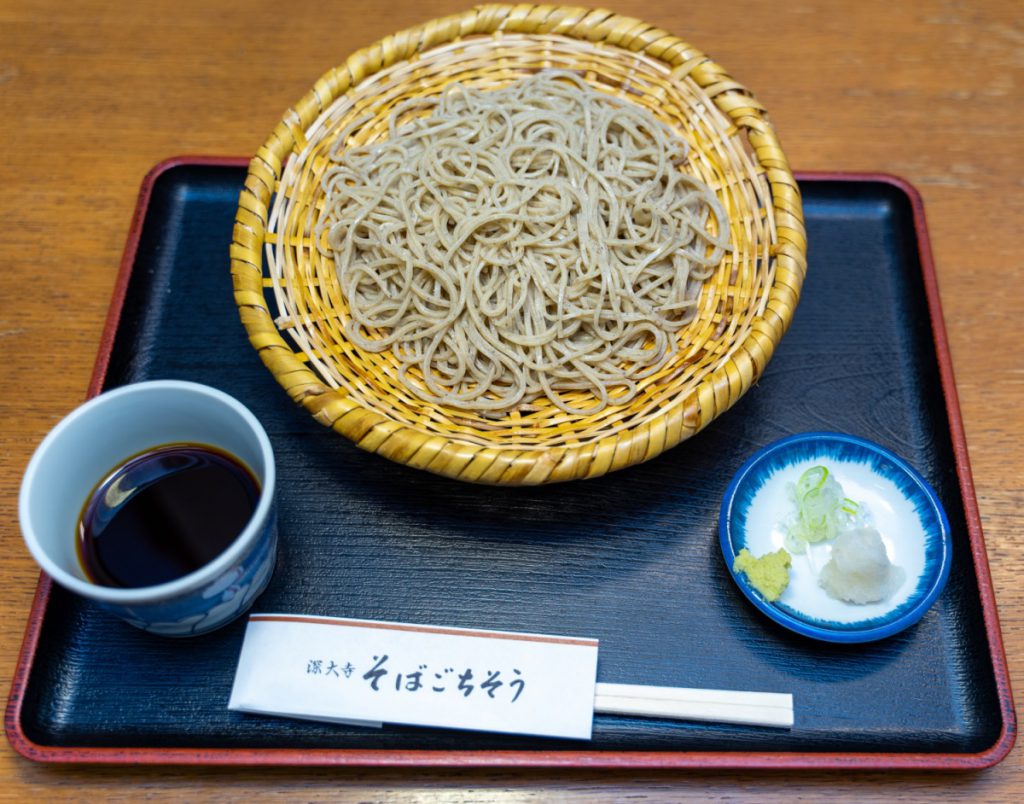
1 0 1021 799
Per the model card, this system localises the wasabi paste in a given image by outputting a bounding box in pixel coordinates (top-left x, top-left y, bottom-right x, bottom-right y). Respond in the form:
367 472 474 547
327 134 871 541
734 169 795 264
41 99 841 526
733 547 792 602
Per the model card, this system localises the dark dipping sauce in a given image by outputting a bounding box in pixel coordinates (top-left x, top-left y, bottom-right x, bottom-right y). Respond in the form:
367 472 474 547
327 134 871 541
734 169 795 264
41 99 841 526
78 443 260 588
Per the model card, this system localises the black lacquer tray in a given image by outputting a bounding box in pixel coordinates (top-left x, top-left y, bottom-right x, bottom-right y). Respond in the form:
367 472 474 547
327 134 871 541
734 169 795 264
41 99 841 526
5 159 1014 768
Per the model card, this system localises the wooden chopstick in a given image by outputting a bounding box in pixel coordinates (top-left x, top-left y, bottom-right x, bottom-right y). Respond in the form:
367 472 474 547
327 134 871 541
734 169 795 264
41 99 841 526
594 682 793 729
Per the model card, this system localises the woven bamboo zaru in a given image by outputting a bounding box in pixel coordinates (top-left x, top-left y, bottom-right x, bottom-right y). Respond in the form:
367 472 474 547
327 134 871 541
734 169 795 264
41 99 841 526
231 4 807 485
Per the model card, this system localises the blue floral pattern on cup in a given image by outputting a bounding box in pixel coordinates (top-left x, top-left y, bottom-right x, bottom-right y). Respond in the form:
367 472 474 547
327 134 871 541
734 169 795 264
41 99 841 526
112 510 278 636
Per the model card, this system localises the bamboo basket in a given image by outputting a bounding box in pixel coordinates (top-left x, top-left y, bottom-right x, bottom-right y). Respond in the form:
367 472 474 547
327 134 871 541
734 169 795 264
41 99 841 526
230 4 807 485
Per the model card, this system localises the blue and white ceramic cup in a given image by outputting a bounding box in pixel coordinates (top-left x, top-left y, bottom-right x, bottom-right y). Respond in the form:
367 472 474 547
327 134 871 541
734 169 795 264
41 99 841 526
19 380 277 637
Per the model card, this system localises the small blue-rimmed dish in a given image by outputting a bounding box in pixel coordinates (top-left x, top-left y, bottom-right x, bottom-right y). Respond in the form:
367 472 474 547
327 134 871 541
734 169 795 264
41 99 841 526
720 432 951 643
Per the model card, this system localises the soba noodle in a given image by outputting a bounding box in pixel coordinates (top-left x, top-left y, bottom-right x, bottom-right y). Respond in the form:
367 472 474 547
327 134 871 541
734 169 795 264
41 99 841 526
317 71 729 415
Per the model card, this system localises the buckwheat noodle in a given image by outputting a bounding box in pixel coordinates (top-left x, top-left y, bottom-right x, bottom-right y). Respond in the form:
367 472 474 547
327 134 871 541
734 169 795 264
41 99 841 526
317 71 730 415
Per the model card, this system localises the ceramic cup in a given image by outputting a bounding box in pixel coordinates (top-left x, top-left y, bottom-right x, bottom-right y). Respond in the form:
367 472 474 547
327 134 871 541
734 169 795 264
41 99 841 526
19 380 277 637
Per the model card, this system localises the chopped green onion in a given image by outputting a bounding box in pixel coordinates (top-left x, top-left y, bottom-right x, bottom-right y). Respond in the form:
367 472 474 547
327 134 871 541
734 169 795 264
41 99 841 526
786 465 862 549
795 466 829 500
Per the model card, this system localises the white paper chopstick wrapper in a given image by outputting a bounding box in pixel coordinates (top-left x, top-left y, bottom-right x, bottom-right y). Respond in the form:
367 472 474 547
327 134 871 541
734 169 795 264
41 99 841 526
229 614 600 740
228 614 794 736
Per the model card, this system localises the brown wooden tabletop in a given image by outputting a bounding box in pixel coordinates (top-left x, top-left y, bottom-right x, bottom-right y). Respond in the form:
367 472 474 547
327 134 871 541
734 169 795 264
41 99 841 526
1 0 1021 799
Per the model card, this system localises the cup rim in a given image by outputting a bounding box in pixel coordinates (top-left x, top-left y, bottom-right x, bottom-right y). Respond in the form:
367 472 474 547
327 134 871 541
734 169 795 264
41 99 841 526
19 380 276 604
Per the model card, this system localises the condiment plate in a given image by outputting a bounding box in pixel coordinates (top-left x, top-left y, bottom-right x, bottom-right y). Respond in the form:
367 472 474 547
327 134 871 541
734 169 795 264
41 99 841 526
720 432 952 643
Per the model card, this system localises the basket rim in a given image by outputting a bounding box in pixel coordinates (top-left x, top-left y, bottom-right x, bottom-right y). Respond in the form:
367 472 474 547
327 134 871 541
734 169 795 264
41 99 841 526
230 3 807 485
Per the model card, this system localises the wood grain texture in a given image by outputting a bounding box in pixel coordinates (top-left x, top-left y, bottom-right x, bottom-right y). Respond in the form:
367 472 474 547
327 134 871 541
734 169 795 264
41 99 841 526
0 0 1020 799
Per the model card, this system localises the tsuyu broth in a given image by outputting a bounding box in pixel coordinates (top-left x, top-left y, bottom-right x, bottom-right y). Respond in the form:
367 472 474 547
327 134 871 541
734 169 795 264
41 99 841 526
77 443 260 588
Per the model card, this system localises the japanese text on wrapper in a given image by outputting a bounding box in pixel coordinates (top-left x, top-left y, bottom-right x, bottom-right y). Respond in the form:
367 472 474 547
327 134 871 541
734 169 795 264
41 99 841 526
306 654 526 702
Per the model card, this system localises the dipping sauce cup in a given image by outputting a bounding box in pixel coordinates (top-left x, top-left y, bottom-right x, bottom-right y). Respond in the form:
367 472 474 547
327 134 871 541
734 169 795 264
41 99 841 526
19 380 277 637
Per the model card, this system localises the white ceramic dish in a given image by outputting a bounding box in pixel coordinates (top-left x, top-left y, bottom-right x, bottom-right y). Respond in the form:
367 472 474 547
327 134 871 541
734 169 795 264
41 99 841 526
720 432 951 643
